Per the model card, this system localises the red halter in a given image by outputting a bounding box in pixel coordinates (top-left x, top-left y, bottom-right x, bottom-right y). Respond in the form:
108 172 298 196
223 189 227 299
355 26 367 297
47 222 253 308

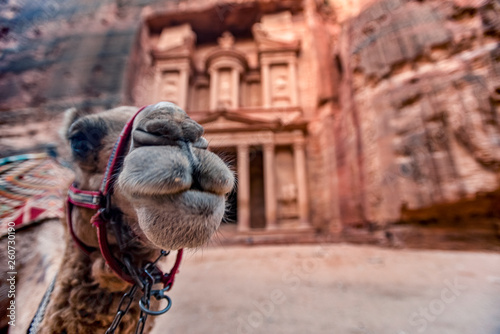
66 105 183 288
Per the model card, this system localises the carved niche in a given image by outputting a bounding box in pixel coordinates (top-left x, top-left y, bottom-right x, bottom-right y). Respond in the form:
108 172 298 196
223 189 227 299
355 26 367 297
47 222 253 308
191 75 210 111
206 32 248 110
243 70 262 108
270 64 291 107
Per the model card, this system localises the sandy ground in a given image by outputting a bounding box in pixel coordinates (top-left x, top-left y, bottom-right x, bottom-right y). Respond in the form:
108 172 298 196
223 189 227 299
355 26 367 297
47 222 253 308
151 244 500 334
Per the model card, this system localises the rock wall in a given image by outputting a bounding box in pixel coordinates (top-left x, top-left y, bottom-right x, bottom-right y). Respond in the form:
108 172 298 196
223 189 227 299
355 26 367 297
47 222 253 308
334 0 500 229
0 0 170 155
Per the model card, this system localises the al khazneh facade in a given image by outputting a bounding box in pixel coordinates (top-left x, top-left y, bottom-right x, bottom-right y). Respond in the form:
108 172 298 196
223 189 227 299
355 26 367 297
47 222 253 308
133 5 318 233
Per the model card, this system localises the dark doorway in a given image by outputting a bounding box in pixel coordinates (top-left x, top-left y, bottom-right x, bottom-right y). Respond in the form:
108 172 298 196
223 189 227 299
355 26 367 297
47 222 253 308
249 147 266 229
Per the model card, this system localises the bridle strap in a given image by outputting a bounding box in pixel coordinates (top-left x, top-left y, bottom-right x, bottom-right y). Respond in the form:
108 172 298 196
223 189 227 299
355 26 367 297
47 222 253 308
162 248 183 289
66 183 101 256
66 200 96 256
67 183 101 210
99 105 146 196
93 214 135 284
67 105 183 288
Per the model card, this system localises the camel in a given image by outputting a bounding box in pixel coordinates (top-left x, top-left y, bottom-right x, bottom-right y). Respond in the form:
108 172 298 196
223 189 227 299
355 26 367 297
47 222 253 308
0 102 234 333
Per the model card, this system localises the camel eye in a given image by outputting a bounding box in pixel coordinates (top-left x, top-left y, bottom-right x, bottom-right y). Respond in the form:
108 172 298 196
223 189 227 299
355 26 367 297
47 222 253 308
67 117 108 164
69 133 94 159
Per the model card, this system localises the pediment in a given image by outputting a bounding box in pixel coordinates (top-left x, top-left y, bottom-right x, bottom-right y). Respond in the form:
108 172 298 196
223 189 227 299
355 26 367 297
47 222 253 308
191 110 307 133
194 111 279 132
203 117 255 131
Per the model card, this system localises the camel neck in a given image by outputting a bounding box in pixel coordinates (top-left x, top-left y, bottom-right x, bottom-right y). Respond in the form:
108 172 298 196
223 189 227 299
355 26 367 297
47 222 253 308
37 234 155 334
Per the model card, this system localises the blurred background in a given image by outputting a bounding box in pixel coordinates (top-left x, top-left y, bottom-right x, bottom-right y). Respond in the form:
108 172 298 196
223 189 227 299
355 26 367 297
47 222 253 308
1 0 500 333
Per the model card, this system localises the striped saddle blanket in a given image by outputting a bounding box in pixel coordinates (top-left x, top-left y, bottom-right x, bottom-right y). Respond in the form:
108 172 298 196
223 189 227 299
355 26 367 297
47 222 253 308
0 153 73 237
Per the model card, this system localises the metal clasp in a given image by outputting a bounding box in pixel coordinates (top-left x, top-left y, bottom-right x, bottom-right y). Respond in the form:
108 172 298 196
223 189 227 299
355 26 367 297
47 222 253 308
137 264 173 316
138 286 173 316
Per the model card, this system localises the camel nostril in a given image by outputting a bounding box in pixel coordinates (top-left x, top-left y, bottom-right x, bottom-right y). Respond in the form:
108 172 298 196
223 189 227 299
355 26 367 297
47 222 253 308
189 175 204 191
132 118 186 147
144 119 183 140
132 129 178 147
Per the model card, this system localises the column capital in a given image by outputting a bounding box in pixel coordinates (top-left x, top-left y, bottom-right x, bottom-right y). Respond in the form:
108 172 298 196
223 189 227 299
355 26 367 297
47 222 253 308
208 67 217 75
263 142 275 150
293 136 305 148
293 140 305 149
237 143 250 152
292 130 305 146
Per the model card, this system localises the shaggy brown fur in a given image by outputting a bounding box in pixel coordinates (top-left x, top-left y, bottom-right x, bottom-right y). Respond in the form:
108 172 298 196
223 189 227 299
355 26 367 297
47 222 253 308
37 231 163 334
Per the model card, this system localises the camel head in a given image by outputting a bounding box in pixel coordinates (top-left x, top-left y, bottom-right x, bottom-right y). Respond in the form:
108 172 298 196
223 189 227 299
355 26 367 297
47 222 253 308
63 102 234 251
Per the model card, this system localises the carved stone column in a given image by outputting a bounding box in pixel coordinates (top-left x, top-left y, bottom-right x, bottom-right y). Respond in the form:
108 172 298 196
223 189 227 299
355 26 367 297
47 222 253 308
153 69 162 103
263 143 277 230
178 67 190 110
237 144 250 232
231 68 240 108
293 137 309 227
209 68 219 111
288 59 298 106
261 63 271 108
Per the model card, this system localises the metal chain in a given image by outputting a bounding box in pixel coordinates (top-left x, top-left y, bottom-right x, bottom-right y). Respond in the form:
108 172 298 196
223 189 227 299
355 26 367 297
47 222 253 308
135 310 148 334
135 290 151 334
106 281 154 334
106 284 138 334
106 250 172 334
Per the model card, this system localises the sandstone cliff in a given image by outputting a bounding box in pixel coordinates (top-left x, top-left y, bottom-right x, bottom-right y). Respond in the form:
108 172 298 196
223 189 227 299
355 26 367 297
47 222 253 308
328 0 500 246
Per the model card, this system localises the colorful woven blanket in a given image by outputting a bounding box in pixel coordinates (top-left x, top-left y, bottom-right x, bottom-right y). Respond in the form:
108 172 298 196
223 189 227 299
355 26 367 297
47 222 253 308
0 153 74 237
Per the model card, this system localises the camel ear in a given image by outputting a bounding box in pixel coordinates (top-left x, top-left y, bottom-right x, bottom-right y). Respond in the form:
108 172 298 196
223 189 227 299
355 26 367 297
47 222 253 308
59 108 87 141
